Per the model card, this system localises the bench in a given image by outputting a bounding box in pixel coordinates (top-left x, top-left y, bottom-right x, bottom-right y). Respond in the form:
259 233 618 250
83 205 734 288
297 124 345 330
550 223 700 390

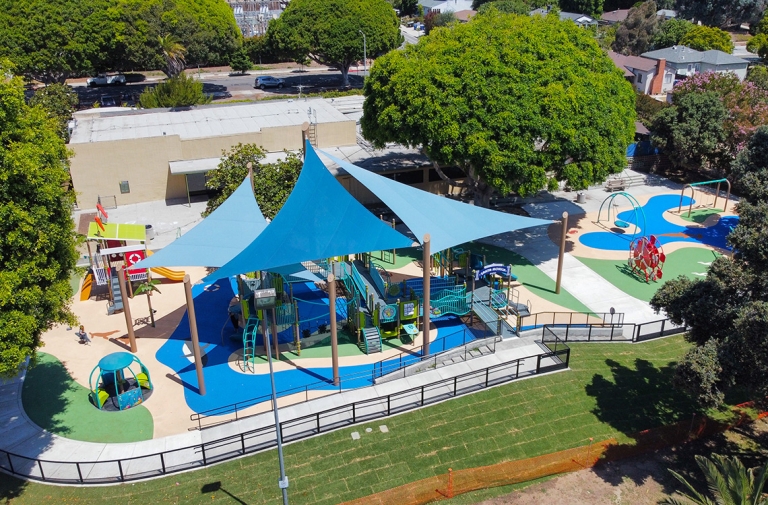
605 178 626 192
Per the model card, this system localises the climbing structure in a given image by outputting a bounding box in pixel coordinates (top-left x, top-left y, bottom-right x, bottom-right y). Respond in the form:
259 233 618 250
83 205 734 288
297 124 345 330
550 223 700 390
629 235 665 282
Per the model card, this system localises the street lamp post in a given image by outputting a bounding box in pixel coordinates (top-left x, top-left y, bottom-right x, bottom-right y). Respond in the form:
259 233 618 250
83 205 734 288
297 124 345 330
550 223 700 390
358 30 367 79
254 288 289 505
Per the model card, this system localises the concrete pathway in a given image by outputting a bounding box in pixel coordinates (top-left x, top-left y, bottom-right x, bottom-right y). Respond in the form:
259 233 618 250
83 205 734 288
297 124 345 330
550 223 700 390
0 340 559 483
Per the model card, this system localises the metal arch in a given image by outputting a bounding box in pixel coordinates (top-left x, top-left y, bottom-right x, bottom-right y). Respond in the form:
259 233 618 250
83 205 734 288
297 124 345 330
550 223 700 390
596 191 647 238
678 178 731 218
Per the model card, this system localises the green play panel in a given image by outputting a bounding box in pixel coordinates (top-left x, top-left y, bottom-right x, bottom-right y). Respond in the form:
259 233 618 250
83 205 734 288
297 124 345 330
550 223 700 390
576 247 721 302
22 353 154 443
457 242 592 314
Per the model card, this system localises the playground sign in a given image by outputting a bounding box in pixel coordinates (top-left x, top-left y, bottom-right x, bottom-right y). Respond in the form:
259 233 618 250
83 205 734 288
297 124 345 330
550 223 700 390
475 263 511 280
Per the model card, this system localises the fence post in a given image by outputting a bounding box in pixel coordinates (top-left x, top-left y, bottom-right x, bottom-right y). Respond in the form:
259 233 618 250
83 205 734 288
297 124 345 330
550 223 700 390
516 359 520 378
116 460 123 481
76 462 83 483
536 354 541 374
660 319 666 336
454 376 458 396
161 452 167 473
352 403 356 424
485 368 489 387
316 412 321 433
387 395 391 416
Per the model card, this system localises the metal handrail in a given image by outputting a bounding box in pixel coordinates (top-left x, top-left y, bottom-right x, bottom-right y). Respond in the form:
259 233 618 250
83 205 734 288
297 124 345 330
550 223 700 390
0 346 567 485
539 318 686 343
520 311 625 329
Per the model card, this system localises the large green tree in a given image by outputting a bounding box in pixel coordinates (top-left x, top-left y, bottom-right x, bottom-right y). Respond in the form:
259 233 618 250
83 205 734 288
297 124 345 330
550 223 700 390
362 11 635 204
28 84 79 142
676 0 765 28
0 62 79 376
651 126 768 407
0 0 240 82
612 1 659 56
266 0 402 87
651 18 693 50
679 25 734 53
559 0 603 17
203 144 303 220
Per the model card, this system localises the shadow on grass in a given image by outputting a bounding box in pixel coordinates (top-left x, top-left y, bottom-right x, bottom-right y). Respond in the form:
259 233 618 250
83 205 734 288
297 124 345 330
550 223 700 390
21 355 75 436
0 473 27 503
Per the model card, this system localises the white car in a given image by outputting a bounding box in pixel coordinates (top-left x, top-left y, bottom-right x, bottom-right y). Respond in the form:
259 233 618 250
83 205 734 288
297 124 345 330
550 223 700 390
87 74 127 87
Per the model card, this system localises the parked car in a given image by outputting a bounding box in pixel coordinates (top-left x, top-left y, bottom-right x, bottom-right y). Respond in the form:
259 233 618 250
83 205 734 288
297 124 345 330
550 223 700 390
99 96 117 107
87 74 126 87
254 76 284 90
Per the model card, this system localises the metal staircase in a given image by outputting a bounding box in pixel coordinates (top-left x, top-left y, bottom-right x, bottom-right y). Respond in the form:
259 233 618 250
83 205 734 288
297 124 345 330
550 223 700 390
362 327 382 354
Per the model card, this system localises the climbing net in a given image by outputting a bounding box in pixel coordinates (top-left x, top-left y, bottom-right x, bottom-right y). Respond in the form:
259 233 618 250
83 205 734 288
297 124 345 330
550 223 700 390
628 235 665 282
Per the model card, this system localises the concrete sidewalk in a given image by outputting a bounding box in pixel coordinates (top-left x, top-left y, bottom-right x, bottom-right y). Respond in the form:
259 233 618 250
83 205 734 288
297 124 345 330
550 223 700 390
0 339 559 483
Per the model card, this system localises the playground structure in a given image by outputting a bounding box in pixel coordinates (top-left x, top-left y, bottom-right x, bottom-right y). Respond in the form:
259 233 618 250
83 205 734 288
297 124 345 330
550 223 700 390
596 192 647 237
677 178 731 218
233 250 527 371
80 215 184 315
629 235 666 282
88 352 153 411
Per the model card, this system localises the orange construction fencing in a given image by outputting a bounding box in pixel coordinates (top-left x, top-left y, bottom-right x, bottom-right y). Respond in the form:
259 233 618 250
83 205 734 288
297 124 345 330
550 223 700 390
340 410 765 505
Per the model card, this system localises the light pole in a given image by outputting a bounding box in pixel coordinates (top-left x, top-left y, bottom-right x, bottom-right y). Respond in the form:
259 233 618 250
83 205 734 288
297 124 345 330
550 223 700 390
254 288 289 505
358 30 367 79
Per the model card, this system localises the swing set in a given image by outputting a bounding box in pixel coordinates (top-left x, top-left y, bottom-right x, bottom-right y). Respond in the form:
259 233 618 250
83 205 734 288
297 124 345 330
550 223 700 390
677 178 731 218
596 192 647 237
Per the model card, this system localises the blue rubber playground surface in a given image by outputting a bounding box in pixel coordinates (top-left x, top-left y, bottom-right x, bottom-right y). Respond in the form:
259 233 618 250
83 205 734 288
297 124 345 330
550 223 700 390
156 279 480 415
579 194 738 251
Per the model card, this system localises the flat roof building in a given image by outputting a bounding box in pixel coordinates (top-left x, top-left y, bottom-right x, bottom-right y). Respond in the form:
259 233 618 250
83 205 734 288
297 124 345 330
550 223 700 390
69 99 357 208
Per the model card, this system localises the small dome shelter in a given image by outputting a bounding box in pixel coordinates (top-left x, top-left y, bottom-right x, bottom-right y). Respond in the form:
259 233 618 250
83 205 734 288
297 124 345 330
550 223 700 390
89 352 153 411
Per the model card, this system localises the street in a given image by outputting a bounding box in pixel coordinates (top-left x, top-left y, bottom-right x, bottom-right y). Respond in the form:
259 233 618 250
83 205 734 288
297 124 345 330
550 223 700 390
70 66 366 108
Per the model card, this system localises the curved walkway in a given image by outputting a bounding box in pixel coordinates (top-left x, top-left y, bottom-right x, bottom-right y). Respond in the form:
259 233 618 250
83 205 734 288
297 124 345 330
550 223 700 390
0 340 549 484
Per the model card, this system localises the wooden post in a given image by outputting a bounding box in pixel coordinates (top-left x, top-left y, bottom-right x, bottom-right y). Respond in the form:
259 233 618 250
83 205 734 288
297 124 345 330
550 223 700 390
556 211 568 295
328 273 339 386
183 274 206 396
116 267 137 352
422 234 431 357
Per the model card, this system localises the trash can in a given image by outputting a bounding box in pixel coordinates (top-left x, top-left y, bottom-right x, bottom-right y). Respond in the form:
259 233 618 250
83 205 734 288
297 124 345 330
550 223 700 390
576 192 586 204
145 224 155 240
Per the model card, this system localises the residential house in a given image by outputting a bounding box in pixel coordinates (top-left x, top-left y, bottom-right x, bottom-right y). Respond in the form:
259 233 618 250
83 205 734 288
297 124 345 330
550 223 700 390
641 45 749 93
530 7 598 27
454 9 477 22
608 51 666 94
599 9 629 25
418 0 474 14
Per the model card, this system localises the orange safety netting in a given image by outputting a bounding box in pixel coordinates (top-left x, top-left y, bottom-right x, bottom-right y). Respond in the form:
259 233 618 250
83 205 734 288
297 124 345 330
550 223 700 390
340 411 765 505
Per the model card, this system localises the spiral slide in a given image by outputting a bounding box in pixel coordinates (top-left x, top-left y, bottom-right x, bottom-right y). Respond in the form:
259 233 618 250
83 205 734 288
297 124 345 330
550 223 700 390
145 250 186 281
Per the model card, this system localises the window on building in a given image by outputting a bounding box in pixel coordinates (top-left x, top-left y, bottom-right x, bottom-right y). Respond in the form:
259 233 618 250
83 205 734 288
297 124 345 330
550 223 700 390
687 63 693 72
664 73 673 84
119 181 130 194
636 73 643 83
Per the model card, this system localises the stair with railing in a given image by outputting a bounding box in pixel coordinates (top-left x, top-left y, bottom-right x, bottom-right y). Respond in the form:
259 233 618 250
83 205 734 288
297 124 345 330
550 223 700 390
107 268 123 315
362 327 382 354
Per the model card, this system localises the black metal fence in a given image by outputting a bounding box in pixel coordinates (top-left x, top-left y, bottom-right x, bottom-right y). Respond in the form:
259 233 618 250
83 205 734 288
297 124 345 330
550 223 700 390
0 346 568 485
539 318 686 343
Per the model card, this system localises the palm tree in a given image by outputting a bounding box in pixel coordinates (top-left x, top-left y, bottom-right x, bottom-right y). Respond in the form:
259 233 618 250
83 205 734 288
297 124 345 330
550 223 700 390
133 279 161 327
663 454 768 505
158 34 187 78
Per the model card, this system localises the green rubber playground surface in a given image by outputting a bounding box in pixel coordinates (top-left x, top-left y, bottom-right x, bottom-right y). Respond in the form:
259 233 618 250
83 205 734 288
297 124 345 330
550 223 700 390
22 353 154 443
576 247 721 302
369 247 421 269
459 242 592 313
678 208 727 224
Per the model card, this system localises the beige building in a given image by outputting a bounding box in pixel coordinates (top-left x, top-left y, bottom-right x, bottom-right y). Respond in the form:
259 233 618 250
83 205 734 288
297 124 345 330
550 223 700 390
69 99 357 208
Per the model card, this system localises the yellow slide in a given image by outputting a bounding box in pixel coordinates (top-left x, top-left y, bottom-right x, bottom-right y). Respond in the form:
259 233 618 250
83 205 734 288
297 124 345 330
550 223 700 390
80 273 93 301
146 250 186 281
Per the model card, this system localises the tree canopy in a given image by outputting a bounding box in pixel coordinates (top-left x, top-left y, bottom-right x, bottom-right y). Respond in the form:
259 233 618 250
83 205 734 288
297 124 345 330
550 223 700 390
0 0 240 83
28 84 79 142
203 144 303 220
678 25 734 53
0 61 79 376
651 18 693 50
266 0 402 87
138 72 212 109
676 0 766 28
612 1 659 55
362 12 635 204
651 126 768 407
424 11 457 34
559 0 603 17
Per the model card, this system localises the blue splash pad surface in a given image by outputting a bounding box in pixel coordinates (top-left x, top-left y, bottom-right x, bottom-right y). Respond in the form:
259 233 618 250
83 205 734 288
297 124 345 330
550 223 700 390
579 194 738 251
155 280 475 414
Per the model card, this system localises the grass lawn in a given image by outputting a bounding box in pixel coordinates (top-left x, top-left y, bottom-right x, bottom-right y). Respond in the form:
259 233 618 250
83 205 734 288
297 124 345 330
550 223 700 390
22 353 154 443
577 247 720 302
0 336 707 504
